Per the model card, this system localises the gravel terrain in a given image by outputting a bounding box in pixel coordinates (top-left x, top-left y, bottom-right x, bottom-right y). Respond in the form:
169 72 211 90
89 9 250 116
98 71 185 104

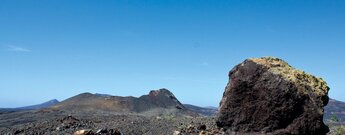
0 109 219 135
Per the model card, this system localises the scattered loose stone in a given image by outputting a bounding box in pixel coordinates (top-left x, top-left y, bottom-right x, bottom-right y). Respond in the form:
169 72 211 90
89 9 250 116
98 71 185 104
73 129 93 135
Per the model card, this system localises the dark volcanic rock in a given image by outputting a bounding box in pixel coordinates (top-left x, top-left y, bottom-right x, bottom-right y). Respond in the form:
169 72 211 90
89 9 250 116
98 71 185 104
216 57 330 135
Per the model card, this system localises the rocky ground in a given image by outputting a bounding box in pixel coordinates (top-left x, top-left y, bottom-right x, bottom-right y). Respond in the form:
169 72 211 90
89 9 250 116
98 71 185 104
0 109 343 135
0 109 221 135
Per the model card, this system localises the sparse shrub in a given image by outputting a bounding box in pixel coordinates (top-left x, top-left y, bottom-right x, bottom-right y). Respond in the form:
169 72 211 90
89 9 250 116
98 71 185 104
335 126 344 135
163 115 175 121
330 114 339 122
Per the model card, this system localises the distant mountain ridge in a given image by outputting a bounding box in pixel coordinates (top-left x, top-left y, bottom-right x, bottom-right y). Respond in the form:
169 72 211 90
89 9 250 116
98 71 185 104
0 99 59 112
50 88 196 116
18 99 60 110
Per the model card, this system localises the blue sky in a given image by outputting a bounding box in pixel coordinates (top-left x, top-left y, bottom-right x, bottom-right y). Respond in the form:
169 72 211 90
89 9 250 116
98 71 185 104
1 0 345 107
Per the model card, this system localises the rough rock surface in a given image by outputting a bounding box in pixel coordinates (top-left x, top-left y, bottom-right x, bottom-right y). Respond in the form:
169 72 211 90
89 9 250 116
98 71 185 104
216 57 330 135
0 112 217 135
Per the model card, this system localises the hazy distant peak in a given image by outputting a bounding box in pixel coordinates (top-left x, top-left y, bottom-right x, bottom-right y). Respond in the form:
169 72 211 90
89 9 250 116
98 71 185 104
94 93 113 97
15 99 60 110
46 99 59 104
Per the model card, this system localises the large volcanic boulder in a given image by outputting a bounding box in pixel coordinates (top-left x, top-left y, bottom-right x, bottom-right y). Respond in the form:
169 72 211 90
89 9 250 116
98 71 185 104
216 57 330 135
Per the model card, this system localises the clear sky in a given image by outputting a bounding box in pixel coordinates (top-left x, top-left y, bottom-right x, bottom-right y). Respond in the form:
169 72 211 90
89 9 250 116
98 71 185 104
1 0 345 108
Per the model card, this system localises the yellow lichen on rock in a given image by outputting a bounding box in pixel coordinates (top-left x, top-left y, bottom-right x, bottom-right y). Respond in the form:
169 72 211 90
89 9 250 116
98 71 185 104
249 57 329 97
